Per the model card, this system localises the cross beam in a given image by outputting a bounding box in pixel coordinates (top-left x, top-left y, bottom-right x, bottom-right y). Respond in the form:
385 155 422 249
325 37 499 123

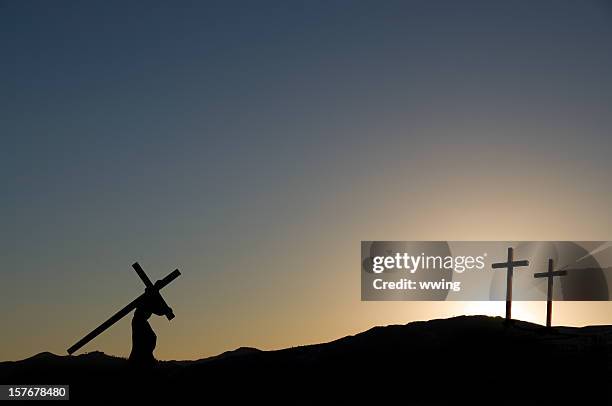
67 265 181 355
492 247 530 321
534 259 567 327
132 262 174 320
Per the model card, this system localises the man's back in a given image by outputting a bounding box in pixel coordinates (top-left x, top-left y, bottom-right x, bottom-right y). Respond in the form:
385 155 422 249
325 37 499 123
129 308 157 367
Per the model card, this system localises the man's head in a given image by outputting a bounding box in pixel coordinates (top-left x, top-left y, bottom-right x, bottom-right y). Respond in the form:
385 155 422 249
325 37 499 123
140 287 173 318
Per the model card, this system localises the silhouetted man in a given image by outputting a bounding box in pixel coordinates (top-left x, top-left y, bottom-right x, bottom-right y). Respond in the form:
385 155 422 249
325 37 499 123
129 286 173 367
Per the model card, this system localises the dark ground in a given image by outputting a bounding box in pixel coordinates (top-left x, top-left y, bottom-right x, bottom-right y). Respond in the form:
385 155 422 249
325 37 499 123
2 316 612 404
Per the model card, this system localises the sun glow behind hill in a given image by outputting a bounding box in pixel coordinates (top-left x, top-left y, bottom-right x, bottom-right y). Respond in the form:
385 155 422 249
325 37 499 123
461 301 538 324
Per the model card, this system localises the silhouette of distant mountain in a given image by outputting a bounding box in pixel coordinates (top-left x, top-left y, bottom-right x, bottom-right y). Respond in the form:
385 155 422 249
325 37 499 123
1 316 610 404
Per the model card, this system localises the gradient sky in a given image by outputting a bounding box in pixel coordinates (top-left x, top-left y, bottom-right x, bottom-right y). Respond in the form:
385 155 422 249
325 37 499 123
2 0 612 361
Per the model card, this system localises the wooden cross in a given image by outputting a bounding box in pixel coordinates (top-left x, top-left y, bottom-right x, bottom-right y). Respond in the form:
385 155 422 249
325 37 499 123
534 259 567 328
492 247 530 321
67 262 181 355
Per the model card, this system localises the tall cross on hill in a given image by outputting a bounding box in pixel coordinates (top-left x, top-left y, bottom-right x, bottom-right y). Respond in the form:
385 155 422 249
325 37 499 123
492 247 530 322
534 259 567 328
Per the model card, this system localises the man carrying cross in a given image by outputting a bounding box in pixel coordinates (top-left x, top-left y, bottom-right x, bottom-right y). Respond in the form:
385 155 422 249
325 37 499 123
129 263 175 367
67 262 181 364
129 282 174 366
492 247 530 322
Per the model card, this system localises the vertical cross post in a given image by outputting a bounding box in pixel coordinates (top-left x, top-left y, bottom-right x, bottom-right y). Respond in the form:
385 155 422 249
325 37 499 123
534 258 567 328
492 247 530 322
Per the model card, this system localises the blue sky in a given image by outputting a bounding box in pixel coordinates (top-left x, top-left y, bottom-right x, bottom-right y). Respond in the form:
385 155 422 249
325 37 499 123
2 0 612 360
